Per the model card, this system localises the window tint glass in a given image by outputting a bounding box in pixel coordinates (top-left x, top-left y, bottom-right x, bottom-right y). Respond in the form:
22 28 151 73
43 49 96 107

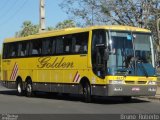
18 42 29 57
73 32 88 54
56 32 88 55
56 37 64 54
63 36 73 54
30 39 42 56
3 44 9 59
43 38 56 55
2 32 89 59
7 43 18 58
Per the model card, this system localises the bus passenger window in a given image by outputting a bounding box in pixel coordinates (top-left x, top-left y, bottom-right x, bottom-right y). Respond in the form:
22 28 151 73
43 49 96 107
3 44 9 59
65 46 70 53
63 36 72 54
18 42 28 57
72 32 89 54
8 43 18 58
30 39 42 56
42 37 56 55
84 45 87 52
75 45 80 53
32 49 38 55
11 51 16 57
56 38 63 54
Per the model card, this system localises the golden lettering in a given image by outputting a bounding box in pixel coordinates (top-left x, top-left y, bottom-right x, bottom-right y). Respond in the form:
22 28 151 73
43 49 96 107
37 57 74 69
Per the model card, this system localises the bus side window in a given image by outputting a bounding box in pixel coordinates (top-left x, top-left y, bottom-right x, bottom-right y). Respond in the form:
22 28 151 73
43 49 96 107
30 39 42 56
43 38 51 55
8 43 18 58
63 36 72 54
72 32 89 54
3 44 9 59
18 42 28 57
43 37 56 55
75 45 80 53
56 37 64 54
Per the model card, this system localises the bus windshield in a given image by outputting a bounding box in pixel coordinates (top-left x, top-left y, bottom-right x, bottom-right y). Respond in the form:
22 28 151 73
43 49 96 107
107 31 155 76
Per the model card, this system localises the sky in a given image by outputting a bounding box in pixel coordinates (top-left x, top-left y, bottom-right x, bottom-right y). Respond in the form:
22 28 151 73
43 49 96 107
0 0 68 51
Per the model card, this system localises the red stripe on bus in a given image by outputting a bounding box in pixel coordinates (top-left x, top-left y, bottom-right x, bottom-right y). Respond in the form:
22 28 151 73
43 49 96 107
10 63 16 80
76 75 80 82
73 71 78 82
12 64 18 80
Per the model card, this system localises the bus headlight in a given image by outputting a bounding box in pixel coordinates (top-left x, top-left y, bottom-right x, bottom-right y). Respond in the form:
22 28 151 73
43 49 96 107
109 80 124 84
148 81 157 85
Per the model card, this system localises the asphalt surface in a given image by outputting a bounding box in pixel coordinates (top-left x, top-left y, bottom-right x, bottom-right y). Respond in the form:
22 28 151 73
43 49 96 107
0 84 160 114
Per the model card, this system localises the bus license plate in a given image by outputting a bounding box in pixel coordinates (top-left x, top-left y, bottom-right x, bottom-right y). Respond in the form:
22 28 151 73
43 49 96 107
132 87 140 91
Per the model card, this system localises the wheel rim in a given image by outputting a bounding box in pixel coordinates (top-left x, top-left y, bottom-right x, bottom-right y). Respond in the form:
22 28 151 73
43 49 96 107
83 87 87 96
17 83 22 93
27 84 32 93
83 84 91 102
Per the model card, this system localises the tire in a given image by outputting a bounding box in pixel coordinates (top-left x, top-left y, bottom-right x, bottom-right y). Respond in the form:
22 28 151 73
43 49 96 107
16 81 23 96
83 82 91 103
26 81 33 97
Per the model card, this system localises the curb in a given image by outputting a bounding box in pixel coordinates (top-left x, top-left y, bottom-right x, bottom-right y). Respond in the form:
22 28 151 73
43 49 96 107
135 95 160 102
136 85 160 101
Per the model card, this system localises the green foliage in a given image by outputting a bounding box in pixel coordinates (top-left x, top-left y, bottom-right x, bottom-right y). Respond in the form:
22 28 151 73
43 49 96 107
15 20 77 37
60 0 159 27
15 21 39 37
55 20 76 30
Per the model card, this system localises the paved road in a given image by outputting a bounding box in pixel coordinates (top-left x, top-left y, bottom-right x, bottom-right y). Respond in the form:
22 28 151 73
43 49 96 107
0 85 160 114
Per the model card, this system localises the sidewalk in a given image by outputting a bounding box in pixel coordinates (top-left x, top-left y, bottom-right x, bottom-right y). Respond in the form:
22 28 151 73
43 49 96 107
137 86 160 101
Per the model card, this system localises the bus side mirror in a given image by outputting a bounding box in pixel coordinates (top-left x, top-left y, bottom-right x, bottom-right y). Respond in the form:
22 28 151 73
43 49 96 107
96 44 106 48
104 48 109 61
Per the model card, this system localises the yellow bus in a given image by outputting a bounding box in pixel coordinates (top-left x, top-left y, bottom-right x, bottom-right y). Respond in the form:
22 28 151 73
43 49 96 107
1 25 157 102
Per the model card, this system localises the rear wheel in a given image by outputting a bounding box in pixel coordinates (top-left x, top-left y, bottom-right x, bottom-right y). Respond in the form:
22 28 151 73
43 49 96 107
26 81 33 97
16 81 23 96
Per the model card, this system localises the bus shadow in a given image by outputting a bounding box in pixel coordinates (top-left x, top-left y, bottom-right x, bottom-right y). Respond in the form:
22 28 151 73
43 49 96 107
0 90 150 104
0 90 17 96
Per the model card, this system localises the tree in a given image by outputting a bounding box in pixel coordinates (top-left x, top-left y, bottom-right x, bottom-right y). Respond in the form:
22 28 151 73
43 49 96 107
15 20 77 37
55 20 76 30
15 21 39 37
60 0 159 27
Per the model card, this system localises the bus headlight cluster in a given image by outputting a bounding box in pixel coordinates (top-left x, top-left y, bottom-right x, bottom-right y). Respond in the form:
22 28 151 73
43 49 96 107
109 80 124 84
148 81 157 85
148 88 156 92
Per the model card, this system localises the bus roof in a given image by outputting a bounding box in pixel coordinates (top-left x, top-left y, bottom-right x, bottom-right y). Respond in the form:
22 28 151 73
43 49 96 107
4 25 151 43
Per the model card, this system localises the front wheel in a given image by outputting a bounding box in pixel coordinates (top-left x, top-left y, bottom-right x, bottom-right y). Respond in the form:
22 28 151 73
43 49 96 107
26 82 33 97
83 83 91 103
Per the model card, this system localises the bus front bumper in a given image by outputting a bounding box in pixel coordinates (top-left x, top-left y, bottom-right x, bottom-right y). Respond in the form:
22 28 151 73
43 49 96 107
92 84 157 97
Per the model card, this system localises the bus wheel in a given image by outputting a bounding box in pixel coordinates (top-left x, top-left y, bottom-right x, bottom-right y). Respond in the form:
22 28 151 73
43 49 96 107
26 82 33 97
17 81 23 96
83 82 91 103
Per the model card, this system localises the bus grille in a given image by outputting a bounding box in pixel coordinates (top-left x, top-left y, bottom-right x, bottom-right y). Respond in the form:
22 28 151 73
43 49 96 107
137 81 147 84
125 81 135 84
125 81 147 84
